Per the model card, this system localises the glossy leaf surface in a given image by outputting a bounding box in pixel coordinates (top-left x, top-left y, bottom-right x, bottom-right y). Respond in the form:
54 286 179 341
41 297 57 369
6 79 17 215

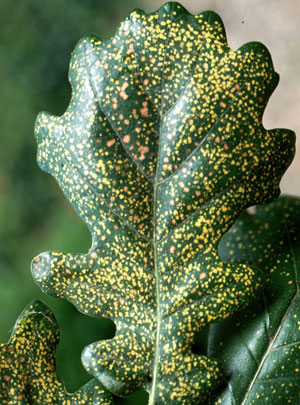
209 197 300 404
0 301 112 404
32 2 295 404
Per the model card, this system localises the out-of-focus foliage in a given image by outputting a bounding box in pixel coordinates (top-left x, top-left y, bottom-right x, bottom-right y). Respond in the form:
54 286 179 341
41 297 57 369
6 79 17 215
0 0 142 395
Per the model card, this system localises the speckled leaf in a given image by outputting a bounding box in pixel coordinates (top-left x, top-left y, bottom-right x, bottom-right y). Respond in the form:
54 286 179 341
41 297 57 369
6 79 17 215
0 301 113 404
209 197 300 404
32 2 295 404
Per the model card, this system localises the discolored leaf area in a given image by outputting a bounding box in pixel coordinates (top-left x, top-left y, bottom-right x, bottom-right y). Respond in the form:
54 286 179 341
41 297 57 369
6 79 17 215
32 2 295 404
0 300 113 404
209 197 300 404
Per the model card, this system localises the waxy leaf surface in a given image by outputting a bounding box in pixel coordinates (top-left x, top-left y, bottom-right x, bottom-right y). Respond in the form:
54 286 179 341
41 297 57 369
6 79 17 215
32 2 295 404
0 301 112 404
209 197 300 404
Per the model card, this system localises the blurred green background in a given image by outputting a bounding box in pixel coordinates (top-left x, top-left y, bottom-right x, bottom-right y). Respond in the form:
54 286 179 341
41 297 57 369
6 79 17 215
0 1 298 404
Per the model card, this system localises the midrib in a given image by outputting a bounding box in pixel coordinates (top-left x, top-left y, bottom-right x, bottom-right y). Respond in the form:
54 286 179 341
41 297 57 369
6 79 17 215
149 115 164 402
149 232 161 405
148 7 175 404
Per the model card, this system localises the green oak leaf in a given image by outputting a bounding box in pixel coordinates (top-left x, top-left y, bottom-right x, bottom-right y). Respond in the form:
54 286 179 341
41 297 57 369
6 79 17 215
0 300 113 404
209 197 300 404
31 2 295 404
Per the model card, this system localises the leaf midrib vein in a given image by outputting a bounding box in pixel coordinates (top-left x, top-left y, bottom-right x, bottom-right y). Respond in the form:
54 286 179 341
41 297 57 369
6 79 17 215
149 4 175 403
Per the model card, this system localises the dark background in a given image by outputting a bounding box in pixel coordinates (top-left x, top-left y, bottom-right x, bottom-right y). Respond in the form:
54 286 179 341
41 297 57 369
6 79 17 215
0 1 298 403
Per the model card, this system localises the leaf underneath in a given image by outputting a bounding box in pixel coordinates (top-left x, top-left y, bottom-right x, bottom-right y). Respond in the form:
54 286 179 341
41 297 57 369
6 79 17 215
209 197 300 404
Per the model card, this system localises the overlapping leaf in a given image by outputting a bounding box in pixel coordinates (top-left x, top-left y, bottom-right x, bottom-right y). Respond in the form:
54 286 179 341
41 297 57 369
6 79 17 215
0 300 112 404
32 2 295 404
208 197 300 404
